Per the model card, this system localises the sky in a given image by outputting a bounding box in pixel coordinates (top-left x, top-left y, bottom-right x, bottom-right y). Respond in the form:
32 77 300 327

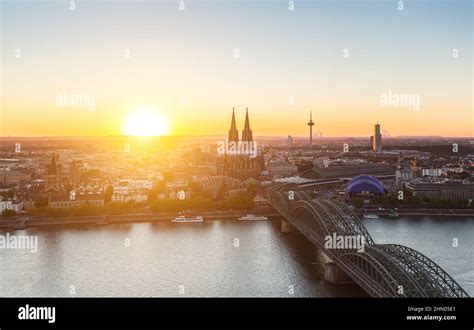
0 0 472 137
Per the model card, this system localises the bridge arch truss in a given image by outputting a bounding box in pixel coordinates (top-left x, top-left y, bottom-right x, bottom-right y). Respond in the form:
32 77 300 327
267 186 468 298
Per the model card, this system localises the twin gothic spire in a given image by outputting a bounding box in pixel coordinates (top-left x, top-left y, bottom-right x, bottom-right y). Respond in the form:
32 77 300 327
228 107 253 142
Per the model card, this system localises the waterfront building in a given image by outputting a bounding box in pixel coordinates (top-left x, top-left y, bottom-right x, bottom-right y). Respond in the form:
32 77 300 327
164 179 192 200
49 194 104 208
111 190 148 203
406 179 474 201
253 193 269 210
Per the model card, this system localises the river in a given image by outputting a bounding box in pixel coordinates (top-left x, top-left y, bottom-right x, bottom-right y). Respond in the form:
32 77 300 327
0 216 472 297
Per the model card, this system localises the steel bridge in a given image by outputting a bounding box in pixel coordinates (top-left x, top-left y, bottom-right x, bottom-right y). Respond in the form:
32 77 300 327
267 185 469 298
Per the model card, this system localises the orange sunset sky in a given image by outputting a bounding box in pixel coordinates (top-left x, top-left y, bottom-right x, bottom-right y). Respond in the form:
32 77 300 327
1 1 472 138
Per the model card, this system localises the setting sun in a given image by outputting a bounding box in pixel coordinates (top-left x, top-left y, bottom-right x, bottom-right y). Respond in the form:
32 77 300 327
123 110 170 136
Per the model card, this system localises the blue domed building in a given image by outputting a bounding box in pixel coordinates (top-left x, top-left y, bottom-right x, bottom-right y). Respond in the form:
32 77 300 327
346 175 385 196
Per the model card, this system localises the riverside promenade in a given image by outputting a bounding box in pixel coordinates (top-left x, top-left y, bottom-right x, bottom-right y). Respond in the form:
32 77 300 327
0 209 281 229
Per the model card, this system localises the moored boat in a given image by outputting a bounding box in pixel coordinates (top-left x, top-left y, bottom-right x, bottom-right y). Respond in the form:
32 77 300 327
172 215 204 223
238 214 268 221
363 213 379 219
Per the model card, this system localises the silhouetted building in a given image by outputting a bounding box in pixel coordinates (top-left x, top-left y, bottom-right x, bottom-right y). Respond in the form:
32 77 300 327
372 123 382 152
218 108 263 180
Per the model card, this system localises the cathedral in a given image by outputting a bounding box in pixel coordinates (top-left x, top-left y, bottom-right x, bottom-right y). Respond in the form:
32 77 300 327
217 108 264 181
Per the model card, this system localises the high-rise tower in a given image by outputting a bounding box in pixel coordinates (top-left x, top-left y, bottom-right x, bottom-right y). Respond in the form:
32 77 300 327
228 107 239 142
307 111 315 146
373 122 382 153
241 107 253 142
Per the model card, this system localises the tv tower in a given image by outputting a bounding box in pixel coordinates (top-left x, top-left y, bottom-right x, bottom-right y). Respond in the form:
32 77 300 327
307 111 315 146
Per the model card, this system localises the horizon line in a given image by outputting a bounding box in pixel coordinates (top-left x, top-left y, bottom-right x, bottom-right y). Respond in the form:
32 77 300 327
0 134 473 140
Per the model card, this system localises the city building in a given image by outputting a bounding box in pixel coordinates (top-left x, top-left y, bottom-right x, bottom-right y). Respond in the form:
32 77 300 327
301 163 393 180
443 164 464 174
396 166 413 188
406 179 474 201
164 179 192 200
253 193 269 210
313 157 331 168
421 168 443 177
266 159 298 177
111 190 148 203
49 195 105 208
287 135 293 147
68 159 81 187
0 168 31 186
192 175 242 199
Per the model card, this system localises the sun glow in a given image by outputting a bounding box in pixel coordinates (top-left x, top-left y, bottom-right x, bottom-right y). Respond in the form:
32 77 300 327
123 110 170 136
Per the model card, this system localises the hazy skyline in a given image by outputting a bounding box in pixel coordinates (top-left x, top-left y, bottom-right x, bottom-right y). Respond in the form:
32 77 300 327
1 0 472 137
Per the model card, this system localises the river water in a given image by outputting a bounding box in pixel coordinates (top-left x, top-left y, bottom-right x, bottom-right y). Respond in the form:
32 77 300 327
0 216 472 297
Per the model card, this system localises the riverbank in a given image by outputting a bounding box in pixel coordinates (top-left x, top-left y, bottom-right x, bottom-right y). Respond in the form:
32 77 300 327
2 207 473 230
354 208 474 217
0 209 282 229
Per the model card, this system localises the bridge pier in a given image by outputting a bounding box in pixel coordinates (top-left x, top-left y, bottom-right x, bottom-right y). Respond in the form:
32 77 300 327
319 251 354 284
324 262 354 284
280 220 296 233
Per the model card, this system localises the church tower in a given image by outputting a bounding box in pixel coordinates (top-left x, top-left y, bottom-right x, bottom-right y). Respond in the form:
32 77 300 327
228 107 239 143
241 108 253 142
44 154 61 193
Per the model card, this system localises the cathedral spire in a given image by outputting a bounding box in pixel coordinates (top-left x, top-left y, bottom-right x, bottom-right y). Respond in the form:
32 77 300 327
241 107 253 142
228 107 239 142
48 154 58 175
